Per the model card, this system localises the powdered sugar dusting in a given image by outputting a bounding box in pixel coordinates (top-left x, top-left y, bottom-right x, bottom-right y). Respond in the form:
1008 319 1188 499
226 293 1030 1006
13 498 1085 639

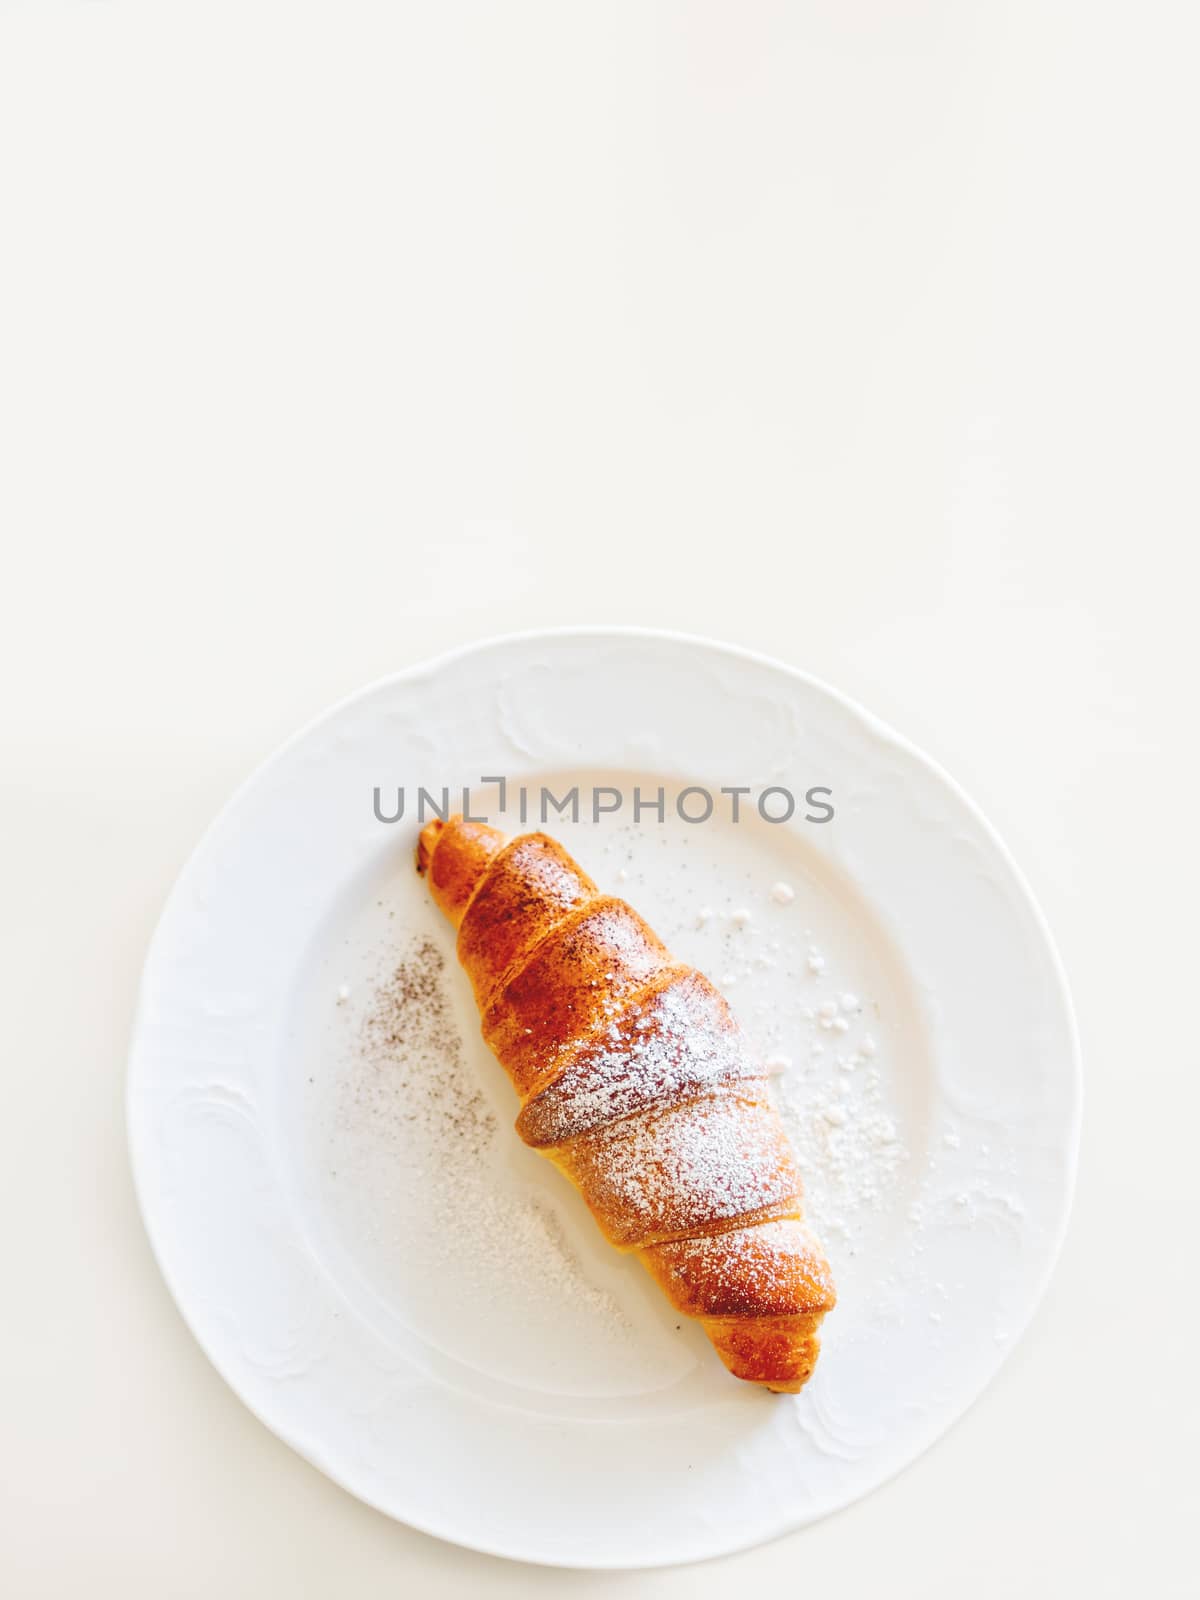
517 970 756 1147
772 1045 908 1253
568 1088 798 1246
650 1217 835 1318
663 866 915 1265
310 932 687 1392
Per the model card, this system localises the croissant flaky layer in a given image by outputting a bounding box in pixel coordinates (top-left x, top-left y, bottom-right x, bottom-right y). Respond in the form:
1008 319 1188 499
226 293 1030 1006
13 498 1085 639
417 815 836 1392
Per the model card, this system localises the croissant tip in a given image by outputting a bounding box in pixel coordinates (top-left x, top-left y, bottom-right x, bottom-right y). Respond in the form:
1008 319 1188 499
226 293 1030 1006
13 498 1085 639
415 818 444 877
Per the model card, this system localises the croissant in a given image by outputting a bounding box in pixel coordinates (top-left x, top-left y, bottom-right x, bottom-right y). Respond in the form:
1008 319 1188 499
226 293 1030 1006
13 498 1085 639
416 815 836 1392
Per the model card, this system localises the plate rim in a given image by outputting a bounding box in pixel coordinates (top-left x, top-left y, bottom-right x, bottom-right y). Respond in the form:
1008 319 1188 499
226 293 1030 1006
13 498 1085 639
126 624 1083 1568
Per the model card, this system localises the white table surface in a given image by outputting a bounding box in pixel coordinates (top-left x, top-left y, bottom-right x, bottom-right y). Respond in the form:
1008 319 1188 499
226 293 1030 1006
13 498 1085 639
1 4 1195 1595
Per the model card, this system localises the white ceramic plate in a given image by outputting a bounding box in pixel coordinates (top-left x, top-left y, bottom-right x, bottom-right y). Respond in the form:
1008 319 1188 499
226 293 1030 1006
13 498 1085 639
127 629 1080 1568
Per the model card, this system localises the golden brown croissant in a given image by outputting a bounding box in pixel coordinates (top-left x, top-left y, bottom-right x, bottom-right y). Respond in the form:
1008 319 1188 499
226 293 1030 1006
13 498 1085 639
417 815 836 1392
